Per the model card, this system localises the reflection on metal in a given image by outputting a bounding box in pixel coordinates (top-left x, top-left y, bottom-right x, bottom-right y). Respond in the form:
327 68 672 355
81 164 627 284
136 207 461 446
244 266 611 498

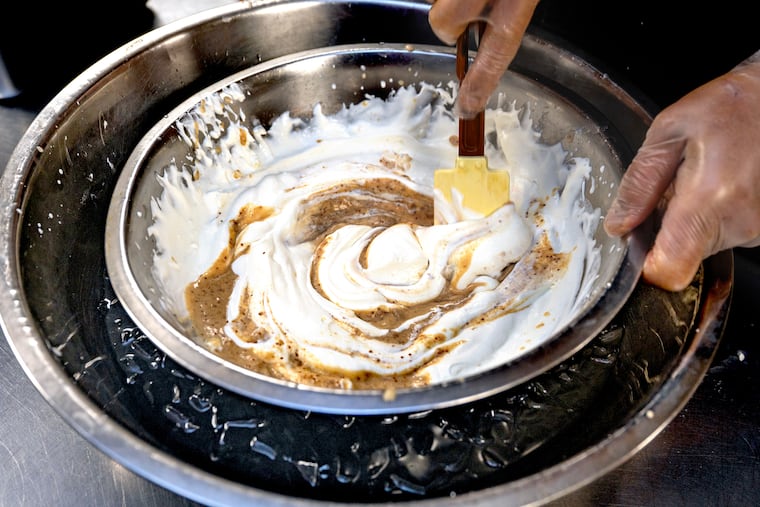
0 54 19 99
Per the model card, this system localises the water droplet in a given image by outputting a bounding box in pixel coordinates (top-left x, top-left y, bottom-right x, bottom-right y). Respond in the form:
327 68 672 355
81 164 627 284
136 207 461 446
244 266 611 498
250 436 277 460
188 393 212 413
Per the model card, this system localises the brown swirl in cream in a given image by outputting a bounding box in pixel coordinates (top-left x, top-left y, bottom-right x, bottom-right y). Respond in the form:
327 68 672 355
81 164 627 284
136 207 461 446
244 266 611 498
184 178 440 388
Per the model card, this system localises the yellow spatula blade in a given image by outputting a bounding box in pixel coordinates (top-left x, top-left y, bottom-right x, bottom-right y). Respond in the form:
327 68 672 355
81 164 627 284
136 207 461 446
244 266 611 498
433 22 510 223
434 155 510 217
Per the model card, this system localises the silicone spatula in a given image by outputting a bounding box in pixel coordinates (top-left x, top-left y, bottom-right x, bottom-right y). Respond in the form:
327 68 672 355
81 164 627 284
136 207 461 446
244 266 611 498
434 22 510 222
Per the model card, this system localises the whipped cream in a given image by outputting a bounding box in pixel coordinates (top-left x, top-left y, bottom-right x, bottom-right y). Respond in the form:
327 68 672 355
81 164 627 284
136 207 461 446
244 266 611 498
148 82 602 389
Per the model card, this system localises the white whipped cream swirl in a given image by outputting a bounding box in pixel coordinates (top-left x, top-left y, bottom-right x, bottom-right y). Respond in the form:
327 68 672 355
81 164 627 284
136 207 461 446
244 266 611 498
148 82 601 389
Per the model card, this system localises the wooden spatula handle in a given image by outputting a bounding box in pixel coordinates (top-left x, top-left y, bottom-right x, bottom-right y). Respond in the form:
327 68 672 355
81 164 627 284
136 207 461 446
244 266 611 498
457 22 485 158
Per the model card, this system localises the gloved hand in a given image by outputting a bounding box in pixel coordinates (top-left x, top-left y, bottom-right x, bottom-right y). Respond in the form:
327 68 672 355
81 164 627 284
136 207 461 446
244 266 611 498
428 0 539 118
605 51 760 291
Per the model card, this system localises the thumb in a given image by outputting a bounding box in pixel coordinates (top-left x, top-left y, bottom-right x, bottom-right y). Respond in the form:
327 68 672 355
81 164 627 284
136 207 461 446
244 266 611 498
641 195 717 291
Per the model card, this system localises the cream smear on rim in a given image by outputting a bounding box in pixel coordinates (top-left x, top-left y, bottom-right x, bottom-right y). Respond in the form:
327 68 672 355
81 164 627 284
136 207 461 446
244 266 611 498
147 82 602 389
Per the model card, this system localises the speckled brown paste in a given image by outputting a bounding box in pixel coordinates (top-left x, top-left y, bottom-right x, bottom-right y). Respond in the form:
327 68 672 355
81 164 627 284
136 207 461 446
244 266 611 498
183 172 566 390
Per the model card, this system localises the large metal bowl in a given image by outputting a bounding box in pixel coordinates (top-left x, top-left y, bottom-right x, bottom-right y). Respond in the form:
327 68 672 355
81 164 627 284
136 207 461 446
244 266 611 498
104 41 649 415
0 1 732 505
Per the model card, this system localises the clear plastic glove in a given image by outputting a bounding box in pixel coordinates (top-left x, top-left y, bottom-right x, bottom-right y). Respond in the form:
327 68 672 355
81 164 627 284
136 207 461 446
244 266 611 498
428 0 539 118
605 51 760 291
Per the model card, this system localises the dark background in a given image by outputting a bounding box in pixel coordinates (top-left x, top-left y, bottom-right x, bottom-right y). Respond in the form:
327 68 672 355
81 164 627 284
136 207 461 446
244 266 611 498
531 0 758 110
0 1 155 108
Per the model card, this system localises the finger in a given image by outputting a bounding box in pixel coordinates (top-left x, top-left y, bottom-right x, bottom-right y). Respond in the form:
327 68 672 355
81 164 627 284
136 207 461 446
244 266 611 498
604 134 687 237
428 0 492 45
457 24 521 116
641 191 719 292
456 0 539 117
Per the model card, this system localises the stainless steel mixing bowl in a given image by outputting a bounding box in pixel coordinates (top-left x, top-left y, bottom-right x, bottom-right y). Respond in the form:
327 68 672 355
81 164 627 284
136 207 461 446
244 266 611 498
0 1 732 505
105 42 649 415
